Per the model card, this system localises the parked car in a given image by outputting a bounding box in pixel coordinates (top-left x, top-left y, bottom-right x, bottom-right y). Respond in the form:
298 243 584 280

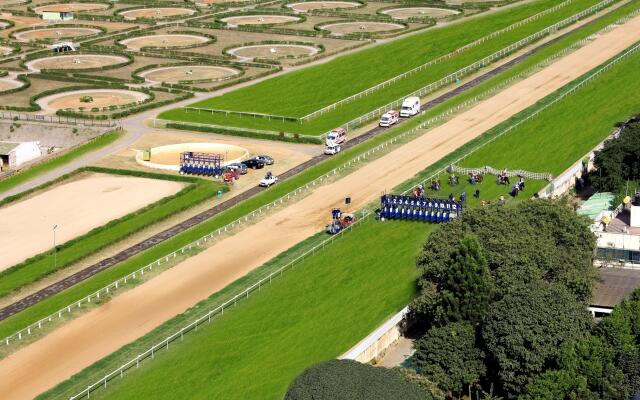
379 110 399 127
255 155 274 165
227 163 247 175
326 127 347 146
400 96 421 117
259 172 278 187
324 144 341 155
242 158 265 169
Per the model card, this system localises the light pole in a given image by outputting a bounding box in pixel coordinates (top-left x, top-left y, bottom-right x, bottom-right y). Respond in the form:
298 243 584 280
53 224 58 270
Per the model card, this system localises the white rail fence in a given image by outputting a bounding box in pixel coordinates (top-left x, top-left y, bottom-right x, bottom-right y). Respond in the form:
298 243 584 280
299 0 579 121
450 165 552 181
64 26 640 400
0 111 119 127
333 0 617 135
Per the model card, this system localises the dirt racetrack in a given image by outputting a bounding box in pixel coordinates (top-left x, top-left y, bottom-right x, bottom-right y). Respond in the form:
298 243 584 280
13 27 101 42
119 7 196 20
382 7 460 19
287 1 360 12
229 44 319 60
119 34 209 50
140 65 240 83
321 21 405 34
33 3 109 14
0 173 185 272
25 54 128 72
2 13 640 400
220 14 301 26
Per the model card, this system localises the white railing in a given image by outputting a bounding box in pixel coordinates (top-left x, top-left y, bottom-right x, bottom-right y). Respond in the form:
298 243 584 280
329 0 617 136
63 26 640 400
450 165 552 181
299 0 578 121
0 111 119 127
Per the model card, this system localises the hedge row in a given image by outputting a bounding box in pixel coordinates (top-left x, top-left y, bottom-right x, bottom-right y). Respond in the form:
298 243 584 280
162 64 280 92
314 18 410 39
134 61 245 84
166 122 323 144
9 23 106 44
134 29 216 52
222 40 324 60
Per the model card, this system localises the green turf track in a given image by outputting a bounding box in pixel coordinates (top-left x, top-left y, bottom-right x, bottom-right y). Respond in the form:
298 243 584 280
0 170 226 300
161 0 608 135
38 14 640 400
0 131 121 196
1 0 637 348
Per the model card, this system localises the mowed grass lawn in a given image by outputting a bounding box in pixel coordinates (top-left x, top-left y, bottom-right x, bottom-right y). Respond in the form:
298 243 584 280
171 0 599 118
85 219 429 400
53 33 640 400
460 45 640 175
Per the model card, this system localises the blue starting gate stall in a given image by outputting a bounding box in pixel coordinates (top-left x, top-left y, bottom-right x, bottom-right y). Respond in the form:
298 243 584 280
379 194 463 223
179 152 224 177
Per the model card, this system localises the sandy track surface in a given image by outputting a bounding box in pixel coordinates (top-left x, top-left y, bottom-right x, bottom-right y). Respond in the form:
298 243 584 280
0 173 184 271
322 21 406 34
1 14 639 400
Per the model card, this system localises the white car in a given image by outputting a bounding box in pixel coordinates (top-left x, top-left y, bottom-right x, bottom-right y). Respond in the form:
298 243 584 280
324 144 341 155
259 173 278 187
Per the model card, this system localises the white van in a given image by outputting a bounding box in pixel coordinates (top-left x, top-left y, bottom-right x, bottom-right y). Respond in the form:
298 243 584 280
379 110 399 127
326 127 347 146
324 144 341 155
400 96 420 117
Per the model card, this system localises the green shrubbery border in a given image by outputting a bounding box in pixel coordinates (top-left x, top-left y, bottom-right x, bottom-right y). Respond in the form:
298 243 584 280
161 64 281 92
23 51 134 73
115 3 200 23
223 40 324 62
314 18 409 38
134 61 245 84
9 24 106 43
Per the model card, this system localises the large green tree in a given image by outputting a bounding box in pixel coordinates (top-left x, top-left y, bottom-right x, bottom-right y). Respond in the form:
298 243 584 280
412 201 597 321
414 322 486 397
481 283 592 397
591 121 640 192
284 359 433 400
435 235 492 325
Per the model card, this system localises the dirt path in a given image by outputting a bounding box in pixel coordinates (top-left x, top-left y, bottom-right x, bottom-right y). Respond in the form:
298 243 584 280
1 13 639 400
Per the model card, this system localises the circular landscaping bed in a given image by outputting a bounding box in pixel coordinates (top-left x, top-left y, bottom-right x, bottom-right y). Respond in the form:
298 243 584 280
139 65 241 83
381 7 460 20
33 3 109 14
119 7 196 20
39 89 150 113
119 34 210 50
26 54 129 72
287 1 360 12
0 46 13 56
320 21 405 34
13 26 102 42
228 43 320 60
220 14 301 27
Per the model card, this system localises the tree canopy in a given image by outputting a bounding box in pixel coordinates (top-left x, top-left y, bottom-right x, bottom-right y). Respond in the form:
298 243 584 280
284 359 433 400
412 200 597 321
414 322 486 396
591 120 640 192
481 282 592 396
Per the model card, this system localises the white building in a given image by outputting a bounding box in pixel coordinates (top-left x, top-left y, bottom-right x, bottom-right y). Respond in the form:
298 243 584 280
0 141 42 170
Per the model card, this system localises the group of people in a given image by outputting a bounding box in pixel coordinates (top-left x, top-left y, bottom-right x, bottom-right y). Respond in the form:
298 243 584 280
497 169 511 185
469 172 483 184
510 176 526 197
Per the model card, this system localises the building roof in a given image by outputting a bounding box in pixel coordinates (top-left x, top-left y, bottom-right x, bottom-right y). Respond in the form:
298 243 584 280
578 192 616 220
0 142 20 155
592 268 640 308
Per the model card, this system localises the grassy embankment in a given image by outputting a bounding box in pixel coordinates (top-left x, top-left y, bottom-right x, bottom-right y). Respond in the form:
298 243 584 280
1 0 637 353
161 0 609 136
38 15 640 400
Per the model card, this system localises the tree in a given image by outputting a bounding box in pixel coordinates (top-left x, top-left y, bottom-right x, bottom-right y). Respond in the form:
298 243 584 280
435 235 492 325
522 370 593 400
414 322 486 397
481 283 592 397
412 201 597 323
591 121 640 192
284 359 433 400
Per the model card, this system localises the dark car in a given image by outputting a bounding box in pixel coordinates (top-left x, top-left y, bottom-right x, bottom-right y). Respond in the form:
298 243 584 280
255 155 274 165
241 158 265 169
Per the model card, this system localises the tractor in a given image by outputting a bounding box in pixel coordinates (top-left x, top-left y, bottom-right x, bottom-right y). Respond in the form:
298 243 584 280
326 208 356 234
